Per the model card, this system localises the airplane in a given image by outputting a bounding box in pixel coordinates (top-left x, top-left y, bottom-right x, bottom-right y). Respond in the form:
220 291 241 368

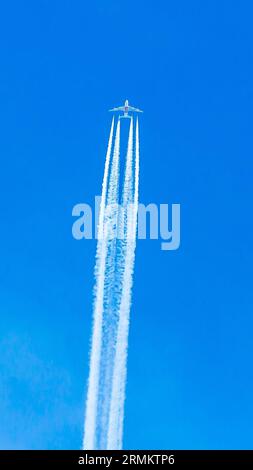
109 100 143 118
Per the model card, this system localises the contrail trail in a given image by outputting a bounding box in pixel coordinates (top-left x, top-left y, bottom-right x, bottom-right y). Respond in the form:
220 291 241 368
122 117 134 208
83 117 139 450
95 119 121 448
83 118 115 450
107 118 139 449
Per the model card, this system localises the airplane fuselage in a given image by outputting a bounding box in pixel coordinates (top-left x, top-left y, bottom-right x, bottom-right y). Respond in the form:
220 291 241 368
124 100 129 116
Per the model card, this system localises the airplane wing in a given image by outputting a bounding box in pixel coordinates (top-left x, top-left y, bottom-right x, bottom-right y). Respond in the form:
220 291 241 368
128 106 143 113
109 106 125 112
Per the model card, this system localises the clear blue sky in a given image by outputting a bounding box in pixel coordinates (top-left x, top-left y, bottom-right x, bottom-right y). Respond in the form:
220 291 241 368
0 1 252 450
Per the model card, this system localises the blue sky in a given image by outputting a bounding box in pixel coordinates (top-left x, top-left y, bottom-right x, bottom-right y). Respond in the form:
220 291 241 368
0 0 253 449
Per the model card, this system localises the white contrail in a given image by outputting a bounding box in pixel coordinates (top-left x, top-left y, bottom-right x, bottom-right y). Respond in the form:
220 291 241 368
122 117 134 208
95 119 121 448
83 118 115 450
83 117 139 450
107 118 139 449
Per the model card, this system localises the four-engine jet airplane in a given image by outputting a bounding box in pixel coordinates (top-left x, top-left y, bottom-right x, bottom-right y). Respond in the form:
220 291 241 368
109 100 143 118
